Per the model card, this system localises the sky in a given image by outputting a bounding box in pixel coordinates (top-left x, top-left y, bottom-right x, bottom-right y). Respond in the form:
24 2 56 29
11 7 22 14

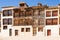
0 0 60 10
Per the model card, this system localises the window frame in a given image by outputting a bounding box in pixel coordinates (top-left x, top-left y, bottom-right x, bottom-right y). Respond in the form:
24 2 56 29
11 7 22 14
47 30 51 36
21 28 24 32
52 10 58 16
26 28 30 32
3 10 12 16
46 18 58 25
15 30 18 36
3 26 7 29
46 11 51 17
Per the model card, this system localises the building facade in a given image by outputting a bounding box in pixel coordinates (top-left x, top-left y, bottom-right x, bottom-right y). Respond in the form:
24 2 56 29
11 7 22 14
0 2 60 39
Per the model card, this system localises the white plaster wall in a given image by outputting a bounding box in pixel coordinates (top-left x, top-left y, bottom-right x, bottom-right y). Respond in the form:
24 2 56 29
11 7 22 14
2 7 18 10
1 7 14 37
45 25 59 37
1 25 59 38
13 26 33 37
1 25 13 37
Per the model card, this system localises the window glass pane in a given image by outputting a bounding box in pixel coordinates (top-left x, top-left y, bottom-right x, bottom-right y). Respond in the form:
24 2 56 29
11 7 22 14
9 29 12 36
8 18 12 25
52 18 58 25
3 10 12 16
46 19 52 25
14 19 19 26
52 10 58 16
26 28 30 32
46 11 51 17
3 18 12 25
59 28 60 35
3 26 7 29
47 30 51 36
8 10 12 16
21 28 24 32
3 10 8 16
25 18 32 25
3 19 8 25
15 30 18 36
38 18 44 25
14 13 19 17
20 11 24 17
46 18 58 25
19 19 25 25
25 10 32 16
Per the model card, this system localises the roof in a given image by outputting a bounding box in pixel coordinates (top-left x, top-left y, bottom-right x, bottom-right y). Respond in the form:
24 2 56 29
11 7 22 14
2 6 16 8
32 6 45 9
46 6 58 10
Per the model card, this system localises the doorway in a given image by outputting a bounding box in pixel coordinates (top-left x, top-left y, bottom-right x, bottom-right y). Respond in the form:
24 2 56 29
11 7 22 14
47 30 51 36
9 29 12 36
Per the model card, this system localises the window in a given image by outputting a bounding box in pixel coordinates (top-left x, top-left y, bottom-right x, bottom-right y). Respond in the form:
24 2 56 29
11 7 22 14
3 26 7 29
46 18 58 25
39 11 44 16
8 10 12 16
14 13 19 17
3 10 8 16
46 19 52 25
33 27 37 36
38 27 43 32
20 11 25 17
52 10 58 16
15 30 18 36
9 29 12 36
13 9 20 17
25 18 32 25
14 18 33 26
14 19 19 26
3 10 12 16
3 18 12 25
33 10 38 16
59 28 60 35
38 18 44 25
25 10 33 16
3 19 8 25
26 28 30 32
47 30 51 36
52 18 58 25
21 28 24 32
19 19 25 25
8 18 12 25
46 11 51 17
